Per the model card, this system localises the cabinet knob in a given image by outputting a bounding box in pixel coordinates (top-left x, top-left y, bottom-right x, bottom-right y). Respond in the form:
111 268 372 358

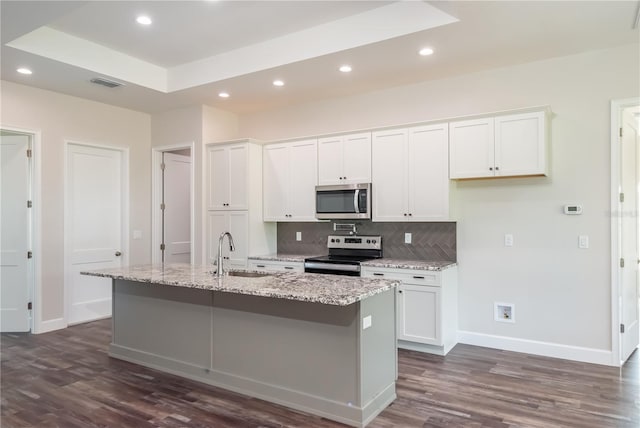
409 213 412 216
489 167 493 171
495 166 500 171
344 176 347 180
403 213 407 216
398 290 403 294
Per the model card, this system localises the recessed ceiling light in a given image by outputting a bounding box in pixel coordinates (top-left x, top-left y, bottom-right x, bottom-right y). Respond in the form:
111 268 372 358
136 15 152 25
339 65 352 73
419 47 434 56
273 80 284 87
218 92 229 98
17 67 32 75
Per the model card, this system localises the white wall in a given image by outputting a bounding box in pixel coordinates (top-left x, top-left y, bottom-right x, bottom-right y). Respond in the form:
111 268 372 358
0 81 151 327
239 44 640 358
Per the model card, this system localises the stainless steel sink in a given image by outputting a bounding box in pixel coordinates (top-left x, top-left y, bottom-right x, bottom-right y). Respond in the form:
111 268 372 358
227 270 271 278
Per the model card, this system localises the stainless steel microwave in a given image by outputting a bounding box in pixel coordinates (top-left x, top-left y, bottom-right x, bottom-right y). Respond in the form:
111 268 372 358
315 183 371 220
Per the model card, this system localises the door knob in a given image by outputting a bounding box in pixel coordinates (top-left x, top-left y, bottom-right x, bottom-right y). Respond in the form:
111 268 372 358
115 251 122 257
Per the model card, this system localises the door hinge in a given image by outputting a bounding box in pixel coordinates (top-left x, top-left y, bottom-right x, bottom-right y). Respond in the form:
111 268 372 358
621 323 625 333
27 302 32 310
620 127 623 138
160 162 166 171
160 243 165 251
620 258 625 268
160 203 165 210
27 200 32 208
620 193 625 203
27 251 33 259
26 149 32 158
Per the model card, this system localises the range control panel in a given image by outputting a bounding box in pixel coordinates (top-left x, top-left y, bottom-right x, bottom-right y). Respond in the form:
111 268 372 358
327 235 382 250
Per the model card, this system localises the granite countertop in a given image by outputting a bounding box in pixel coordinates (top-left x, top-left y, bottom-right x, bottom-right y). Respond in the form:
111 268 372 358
249 254 457 271
248 254 310 263
361 259 457 271
81 263 398 306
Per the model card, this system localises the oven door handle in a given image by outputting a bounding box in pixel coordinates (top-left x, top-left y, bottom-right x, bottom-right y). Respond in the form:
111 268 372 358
353 189 360 214
304 262 361 272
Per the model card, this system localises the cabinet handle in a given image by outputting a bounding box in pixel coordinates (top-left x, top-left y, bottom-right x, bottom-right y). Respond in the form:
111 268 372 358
256 264 266 268
373 273 384 277
284 266 294 270
489 167 493 171
413 276 425 279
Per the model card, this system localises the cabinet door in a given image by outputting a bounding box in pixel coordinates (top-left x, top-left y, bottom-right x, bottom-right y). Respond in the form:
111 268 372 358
342 133 371 184
449 118 495 179
207 146 228 210
287 139 318 221
408 124 449 221
263 144 289 221
206 211 228 264
495 111 546 177
397 284 441 345
372 129 408 221
317 136 343 185
227 211 248 268
227 144 248 209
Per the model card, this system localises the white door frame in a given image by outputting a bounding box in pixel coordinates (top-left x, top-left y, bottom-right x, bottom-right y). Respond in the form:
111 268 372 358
0 125 41 333
610 97 640 366
64 140 130 325
151 142 195 264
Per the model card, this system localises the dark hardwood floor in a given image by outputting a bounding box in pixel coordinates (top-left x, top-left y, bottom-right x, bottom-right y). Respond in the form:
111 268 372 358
1 319 638 427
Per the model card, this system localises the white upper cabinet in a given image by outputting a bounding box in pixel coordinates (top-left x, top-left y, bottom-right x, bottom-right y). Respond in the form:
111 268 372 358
449 110 547 179
207 143 248 210
317 133 371 185
263 138 317 221
372 124 449 221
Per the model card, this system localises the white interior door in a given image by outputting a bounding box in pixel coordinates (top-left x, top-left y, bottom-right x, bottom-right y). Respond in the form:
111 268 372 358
66 143 124 325
1 134 31 332
163 152 191 264
621 107 640 362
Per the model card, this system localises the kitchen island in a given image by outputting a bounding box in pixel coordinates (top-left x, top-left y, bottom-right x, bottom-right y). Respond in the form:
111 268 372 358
82 264 399 427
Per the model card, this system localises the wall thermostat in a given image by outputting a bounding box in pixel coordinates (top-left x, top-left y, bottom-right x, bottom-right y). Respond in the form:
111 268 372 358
564 204 583 215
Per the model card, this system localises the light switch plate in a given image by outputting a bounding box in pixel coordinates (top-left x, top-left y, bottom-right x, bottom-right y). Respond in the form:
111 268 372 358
296 232 302 241
579 235 589 249
404 233 412 244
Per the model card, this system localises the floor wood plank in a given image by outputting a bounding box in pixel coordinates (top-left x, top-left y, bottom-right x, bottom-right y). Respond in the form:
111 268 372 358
2 319 638 427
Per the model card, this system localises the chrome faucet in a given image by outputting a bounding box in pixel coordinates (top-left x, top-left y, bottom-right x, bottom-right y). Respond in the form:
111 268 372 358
215 231 235 277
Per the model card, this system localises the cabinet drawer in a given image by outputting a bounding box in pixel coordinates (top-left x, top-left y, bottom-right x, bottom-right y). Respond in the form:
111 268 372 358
248 260 303 273
362 267 440 286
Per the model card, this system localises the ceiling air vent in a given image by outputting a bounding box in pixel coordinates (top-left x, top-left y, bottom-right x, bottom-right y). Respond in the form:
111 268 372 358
90 77 124 89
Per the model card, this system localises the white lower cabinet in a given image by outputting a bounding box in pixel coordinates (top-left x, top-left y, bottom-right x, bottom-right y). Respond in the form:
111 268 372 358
362 266 458 355
207 211 249 270
247 259 304 273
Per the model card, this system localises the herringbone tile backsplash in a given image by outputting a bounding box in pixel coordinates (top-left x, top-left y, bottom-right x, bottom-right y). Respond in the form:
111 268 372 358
277 221 456 262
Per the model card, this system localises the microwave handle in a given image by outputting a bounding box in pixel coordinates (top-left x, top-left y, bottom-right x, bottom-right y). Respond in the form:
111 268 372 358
353 189 360 214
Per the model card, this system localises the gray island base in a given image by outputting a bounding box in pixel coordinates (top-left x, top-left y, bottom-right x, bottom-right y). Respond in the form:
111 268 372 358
83 265 399 427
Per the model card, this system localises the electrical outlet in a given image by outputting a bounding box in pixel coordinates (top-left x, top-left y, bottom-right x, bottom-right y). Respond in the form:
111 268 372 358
132 230 142 240
296 232 302 241
404 233 412 244
504 234 513 247
362 315 372 330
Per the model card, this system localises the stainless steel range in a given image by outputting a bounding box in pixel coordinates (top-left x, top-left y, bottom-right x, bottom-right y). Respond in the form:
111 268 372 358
304 235 382 276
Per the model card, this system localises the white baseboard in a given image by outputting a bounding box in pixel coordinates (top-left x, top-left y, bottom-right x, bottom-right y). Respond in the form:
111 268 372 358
457 330 614 366
35 317 66 334
68 298 112 325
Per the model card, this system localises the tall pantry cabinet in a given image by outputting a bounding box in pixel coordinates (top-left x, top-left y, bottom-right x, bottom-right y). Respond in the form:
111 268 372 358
205 140 275 269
